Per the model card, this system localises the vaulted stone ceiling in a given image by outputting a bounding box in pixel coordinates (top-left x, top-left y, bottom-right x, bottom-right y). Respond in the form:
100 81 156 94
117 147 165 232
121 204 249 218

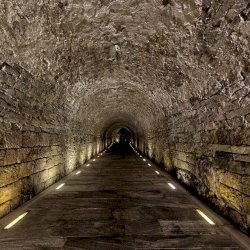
1 0 248 137
0 0 249 234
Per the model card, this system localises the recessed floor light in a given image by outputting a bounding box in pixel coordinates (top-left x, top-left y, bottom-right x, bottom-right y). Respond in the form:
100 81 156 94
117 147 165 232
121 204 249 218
148 163 151 166
93 159 96 161
143 158 146 161
76 171 81 175
87 164 90 167
4 212 28 229
155 171 160 175
56 183 65 190
196 209 215 225
168 183 176 189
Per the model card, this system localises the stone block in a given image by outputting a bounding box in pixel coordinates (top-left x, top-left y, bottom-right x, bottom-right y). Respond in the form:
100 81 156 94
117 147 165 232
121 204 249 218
173 158 191 172
33 182 46 194
45 175 59 188
34 158 48 173
245 163 250 175
0 166 18 188
174 151 187 162
0 150 5 166
234 154 250 163
242 194 250 214
0 182 21 204
227 160 245 174
0 201 10 219
4 149 18 165
17 147 32 163
218 171 242 192
226 105 250 120
219 183 242 212
37 133 50 147
47 155 63 167
48 165 60 178
209 144 250 155
32 170 48 186
40 146 62 158
242 176 250 196
22 131 38 147
2 131 22 149
50 134 61 145
0 162 34 188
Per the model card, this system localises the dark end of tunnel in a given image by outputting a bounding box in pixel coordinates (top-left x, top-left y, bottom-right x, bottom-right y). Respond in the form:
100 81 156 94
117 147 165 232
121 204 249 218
106 142 134 155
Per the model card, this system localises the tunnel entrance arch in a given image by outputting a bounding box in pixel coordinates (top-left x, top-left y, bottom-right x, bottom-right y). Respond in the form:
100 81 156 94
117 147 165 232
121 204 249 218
101 122 138 148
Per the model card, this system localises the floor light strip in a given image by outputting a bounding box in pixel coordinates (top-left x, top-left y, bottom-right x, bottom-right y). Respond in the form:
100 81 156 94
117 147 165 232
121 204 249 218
56 183 65 190
196 209 215 225
168 183 176 189
4 212 28 229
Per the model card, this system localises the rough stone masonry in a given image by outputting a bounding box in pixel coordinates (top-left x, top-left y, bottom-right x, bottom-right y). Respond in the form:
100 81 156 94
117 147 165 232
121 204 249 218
0 0 249 234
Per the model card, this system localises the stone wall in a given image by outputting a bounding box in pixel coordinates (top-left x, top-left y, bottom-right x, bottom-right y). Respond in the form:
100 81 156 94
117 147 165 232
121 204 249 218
142 88 250 234
168 92 250 234
0 64 102 220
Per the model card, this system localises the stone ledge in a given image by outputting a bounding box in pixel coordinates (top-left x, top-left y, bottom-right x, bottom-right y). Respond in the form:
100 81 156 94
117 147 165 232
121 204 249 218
208 144 250 155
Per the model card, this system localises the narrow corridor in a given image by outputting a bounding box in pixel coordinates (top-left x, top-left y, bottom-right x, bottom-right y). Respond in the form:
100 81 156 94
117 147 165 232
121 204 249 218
0 143 248 249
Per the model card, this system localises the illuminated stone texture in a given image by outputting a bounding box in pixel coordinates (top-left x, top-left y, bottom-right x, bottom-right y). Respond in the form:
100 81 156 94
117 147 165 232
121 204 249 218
0 0 249 234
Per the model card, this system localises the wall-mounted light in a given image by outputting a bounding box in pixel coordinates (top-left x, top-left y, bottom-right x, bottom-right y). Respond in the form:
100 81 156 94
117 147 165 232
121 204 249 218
196 209 215 225
4 212 28 229
56 183 65 190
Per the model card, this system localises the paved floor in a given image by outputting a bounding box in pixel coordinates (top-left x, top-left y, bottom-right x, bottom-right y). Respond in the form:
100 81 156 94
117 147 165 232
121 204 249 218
0 143 249 249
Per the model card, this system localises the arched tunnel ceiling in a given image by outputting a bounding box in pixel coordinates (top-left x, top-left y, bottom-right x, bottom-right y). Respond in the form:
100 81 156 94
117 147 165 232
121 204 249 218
0 0 249 136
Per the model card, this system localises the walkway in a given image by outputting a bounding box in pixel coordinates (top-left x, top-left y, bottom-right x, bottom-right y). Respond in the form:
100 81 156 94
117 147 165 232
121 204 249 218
0 143 248 249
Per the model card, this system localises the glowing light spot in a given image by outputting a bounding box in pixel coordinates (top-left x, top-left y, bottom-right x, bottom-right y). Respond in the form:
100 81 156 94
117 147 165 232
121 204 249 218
93 159 96 162
155 171 160 175
140 156 142 158
76 171 81 175
143 158 146 161
148 163 151 166
56 183 65 190
196 209 215 225
87 164 90 167
168 183 176 189
4 212 28 229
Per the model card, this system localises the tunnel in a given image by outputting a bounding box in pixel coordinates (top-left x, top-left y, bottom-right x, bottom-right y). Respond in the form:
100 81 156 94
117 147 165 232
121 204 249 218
0 0 249 248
